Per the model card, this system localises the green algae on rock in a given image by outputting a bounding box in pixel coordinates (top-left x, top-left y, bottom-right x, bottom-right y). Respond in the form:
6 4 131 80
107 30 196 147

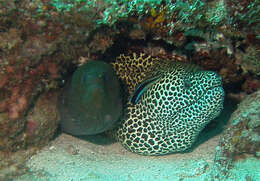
213 90 260 179
112 53 225 155
58 61 123 135
218 90 260 157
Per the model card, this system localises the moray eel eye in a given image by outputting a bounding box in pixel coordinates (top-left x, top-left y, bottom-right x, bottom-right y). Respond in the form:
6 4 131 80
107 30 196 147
184 79 192 89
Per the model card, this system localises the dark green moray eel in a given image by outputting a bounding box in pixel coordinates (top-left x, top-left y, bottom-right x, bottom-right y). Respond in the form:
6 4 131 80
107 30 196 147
58 61 122 135
112 53 225 156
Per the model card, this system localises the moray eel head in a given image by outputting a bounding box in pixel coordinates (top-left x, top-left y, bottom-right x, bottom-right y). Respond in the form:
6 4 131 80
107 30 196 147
58 61 123 135
113 54 224 155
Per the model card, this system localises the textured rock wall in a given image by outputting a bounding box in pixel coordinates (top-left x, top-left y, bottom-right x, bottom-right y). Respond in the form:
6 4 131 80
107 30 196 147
0 0 259 152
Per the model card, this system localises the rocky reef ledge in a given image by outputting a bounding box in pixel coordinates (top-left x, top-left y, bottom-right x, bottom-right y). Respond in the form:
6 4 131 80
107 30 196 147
0 0 259 180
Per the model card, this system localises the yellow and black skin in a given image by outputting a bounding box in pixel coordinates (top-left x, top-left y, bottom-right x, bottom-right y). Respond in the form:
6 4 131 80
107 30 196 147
111 53 224 156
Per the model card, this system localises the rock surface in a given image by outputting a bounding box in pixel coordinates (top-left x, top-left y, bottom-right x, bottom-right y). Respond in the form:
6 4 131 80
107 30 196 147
218 90 260 158
0 1 259 179
213 90 260 179
25 90 60 147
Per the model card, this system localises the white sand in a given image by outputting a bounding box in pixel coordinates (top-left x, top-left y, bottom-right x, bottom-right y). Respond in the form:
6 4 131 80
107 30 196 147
15 133 220 181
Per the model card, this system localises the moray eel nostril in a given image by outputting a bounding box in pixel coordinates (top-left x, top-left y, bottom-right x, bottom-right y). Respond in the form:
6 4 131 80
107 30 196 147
58 61 123 135
111 53 225 156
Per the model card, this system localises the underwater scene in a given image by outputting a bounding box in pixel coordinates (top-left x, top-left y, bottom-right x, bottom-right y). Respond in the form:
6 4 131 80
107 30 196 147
0 0 259 180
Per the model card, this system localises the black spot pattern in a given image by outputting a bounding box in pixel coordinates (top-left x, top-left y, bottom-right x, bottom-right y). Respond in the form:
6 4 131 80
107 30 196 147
112 53 225 155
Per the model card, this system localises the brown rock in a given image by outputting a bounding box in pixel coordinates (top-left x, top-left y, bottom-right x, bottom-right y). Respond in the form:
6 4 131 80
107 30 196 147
24 90 60 147
216 90 260 160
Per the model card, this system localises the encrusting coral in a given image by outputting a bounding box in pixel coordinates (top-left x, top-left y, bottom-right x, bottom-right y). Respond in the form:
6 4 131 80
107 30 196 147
213 90 260 179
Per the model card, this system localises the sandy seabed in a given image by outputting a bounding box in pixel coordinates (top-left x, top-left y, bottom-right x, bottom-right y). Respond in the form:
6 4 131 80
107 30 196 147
13 132 260 181
13 132 218 181
13 131 260 181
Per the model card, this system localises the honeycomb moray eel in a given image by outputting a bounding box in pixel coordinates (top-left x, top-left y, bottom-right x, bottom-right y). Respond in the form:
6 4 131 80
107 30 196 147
58 61 122 135
112 53 225 156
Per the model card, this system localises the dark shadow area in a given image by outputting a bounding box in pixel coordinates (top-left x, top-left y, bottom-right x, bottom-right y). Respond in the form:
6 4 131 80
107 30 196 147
53 124 63 140
76 133 116 145
102 32 181 63
54 123 116 146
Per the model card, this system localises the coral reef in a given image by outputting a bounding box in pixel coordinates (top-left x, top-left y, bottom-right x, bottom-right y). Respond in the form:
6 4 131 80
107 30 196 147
226 0 260 32
0 0 117 152
0 89 60 151
219 90 260 157
0 0 258 159
24 90 60 147
0 0 258 179
0 148 37 180
213 90 260 179
0 90 59 179
235 45 260 76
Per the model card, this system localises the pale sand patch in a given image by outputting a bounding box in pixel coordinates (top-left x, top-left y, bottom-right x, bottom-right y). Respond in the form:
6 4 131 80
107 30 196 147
15 133 220 181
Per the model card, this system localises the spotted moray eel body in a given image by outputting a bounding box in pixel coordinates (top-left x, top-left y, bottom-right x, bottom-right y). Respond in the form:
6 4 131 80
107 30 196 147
112 53 224 155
